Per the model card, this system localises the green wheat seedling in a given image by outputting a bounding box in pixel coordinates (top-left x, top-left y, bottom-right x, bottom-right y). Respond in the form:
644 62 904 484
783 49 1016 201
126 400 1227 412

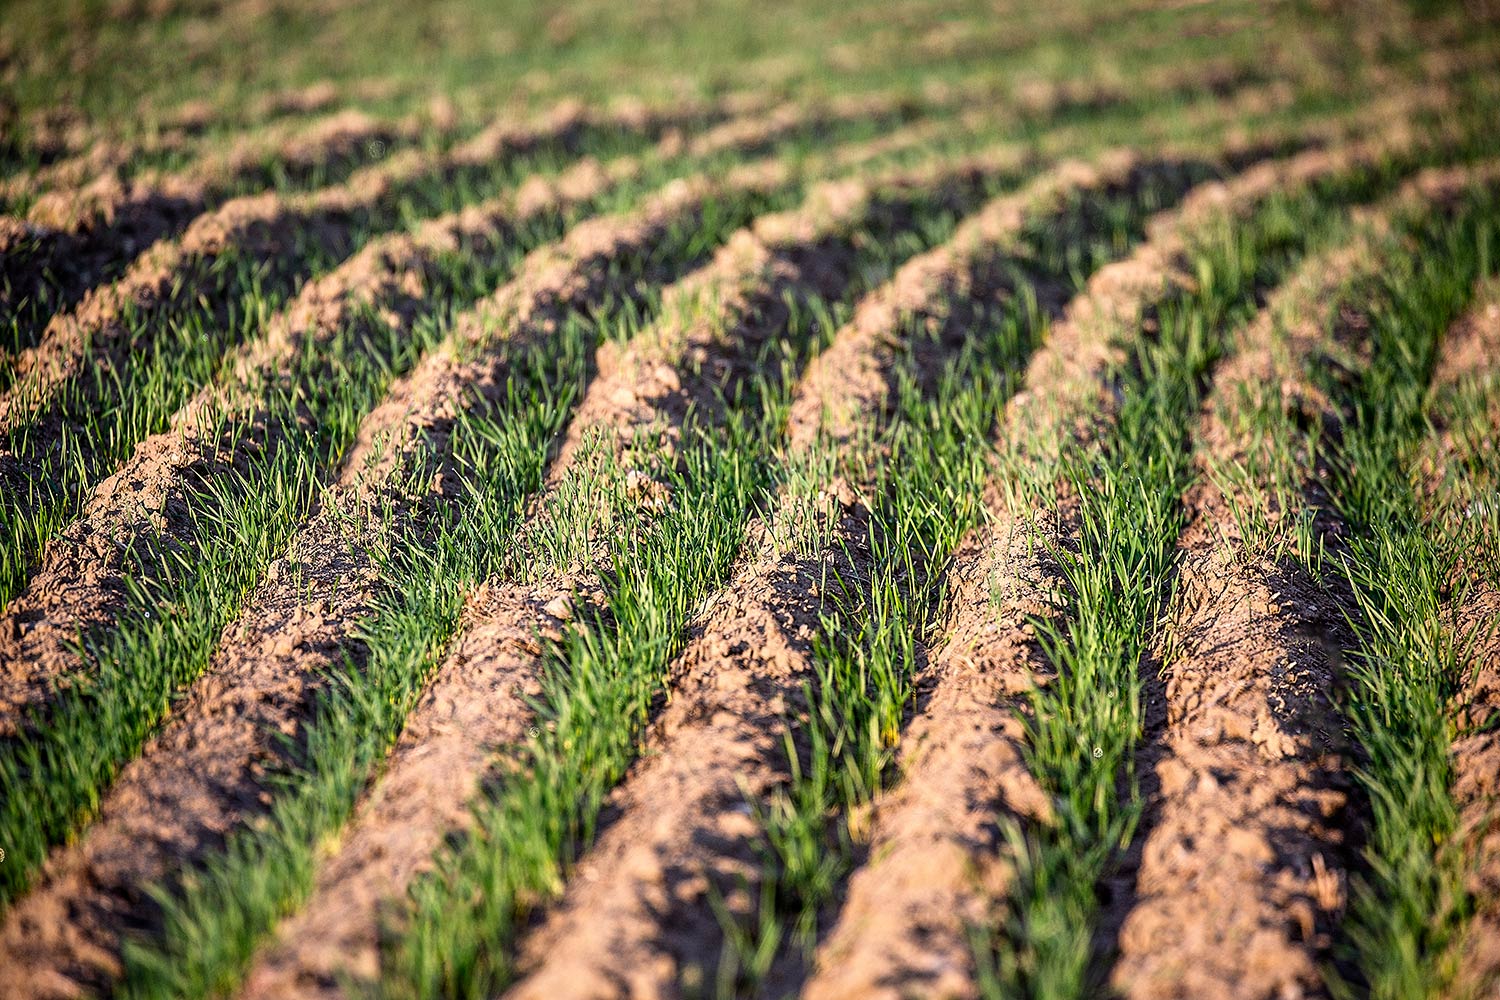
116 319 591 1000
0 169 804 907
1291 186 1500 1000
111 166 882 996
0 134 676 609
978 179 1396 1000
1 248 292 608
0 4 1497 999
383 400 782 1000
379 178 992 998
724 168 1195 991
0 241 545 902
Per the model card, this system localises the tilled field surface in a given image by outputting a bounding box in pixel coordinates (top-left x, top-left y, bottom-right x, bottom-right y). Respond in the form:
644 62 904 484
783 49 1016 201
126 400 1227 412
2 1 1499 998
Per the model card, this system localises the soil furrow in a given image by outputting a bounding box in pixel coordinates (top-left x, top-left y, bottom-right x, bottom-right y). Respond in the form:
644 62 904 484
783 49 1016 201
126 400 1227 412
0 79 363 207
1429 280 1500 402
243 81 345 123
0 4 1495 998
507 485 875 1000
0 93 760 364
42 109 425 231
1102 166 1500 1000
499 422 876 1000
798 135 1451 1000
0 88 737 209
0 103 944 736
232 575 567 1000
0 95 747 426
803 492 1067 1000
234 149 1016 1000
970 123 1455 463
2 186 353 431
545 149 1026 476
0 156 789 1000
793 155 1281 1000
0 138 888 995
330 115 967 487
1103 242 1383 1000
782 147 1215 453
0 110 422 357
0 154 633 736
493 148 1208 1000
333 159 793 484
0 143 141 210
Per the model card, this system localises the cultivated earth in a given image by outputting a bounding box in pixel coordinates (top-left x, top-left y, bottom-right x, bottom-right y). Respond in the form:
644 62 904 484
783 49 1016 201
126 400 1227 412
1 1 1498 998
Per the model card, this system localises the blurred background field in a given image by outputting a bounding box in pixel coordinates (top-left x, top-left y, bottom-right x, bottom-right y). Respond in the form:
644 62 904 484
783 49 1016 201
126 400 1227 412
3 0 1496 163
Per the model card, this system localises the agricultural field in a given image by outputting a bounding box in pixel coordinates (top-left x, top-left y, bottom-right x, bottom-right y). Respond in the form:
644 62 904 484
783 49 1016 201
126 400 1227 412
1 0 1499 997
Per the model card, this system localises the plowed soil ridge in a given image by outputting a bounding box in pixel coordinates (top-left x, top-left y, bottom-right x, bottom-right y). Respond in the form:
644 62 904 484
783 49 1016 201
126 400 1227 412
0 89 758 228
1103 164 1500 1000
1 80 369 206
1417 275 1500 537
1001 128 1447 467
0 16 1494 997
0 111 956 738
1106 237 1384 1000
683 92 918 160
21 110 418 236
334 117 969 484
336 160 789 484
0 93 777 366
784 146 1212 452
235 145 1010 1000
0 94 774 437
798 144 1280 1000
2 190 348 436
497 146 1198 1000
1 87 387 206
0 157 794 1000
234 579 567 1000
488 154 1031 1000
1 143 144 211
507 484 875 1000
800 131 1451 1000
804 499 1063 1000
0 111 420 356
0 155 632 738
546 147 1028 477
0 101 758 588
